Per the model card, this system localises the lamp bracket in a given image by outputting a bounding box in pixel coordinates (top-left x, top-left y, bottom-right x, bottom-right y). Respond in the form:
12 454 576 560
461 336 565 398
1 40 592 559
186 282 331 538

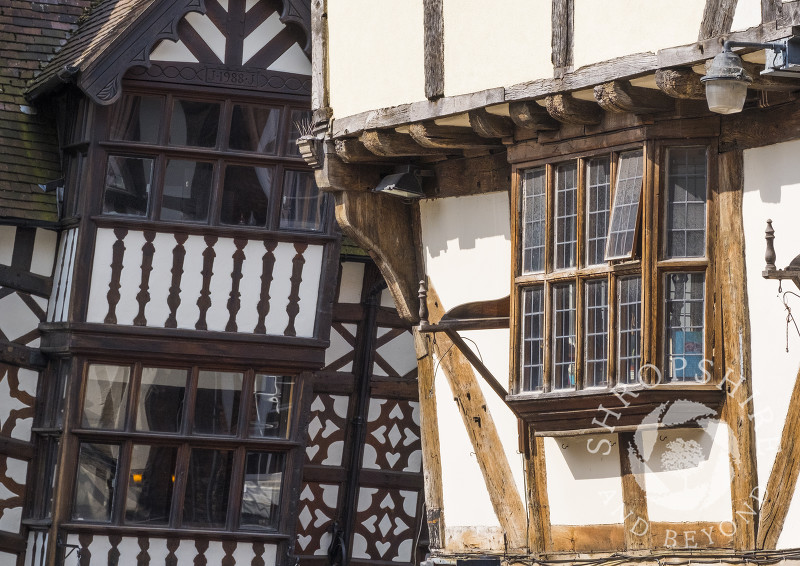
763 219 800 291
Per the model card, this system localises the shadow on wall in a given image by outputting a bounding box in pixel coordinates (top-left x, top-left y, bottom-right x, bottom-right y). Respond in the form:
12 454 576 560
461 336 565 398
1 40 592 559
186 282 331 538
743 142 800 204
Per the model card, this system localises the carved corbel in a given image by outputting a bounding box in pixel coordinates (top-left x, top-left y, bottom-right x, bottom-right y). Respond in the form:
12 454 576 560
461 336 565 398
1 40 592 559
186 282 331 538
594 80 674 113
545 93 603 125
655 68 706 99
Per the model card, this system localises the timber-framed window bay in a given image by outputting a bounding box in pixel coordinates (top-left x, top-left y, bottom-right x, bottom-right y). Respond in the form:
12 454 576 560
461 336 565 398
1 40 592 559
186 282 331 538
509 141 722 429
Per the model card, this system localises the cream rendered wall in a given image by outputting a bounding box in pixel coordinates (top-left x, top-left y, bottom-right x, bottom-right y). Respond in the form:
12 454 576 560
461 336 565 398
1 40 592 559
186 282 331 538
743 139 800 549
419 192 525 528
327 1 425 118
573 0 706 70
731 0 762 32
442 0 551 97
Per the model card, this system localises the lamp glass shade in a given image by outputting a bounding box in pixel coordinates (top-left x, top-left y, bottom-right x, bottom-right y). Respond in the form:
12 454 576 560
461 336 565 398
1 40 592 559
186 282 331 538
704 79 749 114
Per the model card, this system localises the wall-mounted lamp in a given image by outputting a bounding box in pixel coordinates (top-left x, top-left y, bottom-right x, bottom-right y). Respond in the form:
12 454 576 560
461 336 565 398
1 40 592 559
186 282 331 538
702 37 800 114
372 165 433 199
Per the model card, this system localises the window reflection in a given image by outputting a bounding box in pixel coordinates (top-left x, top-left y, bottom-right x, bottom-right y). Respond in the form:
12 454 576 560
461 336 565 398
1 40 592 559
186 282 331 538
82 365 130 430
169 99 220 148
110 94 163 143
125 444 177 525
249 375 293 438
229 104 280 154
279 170 326 231
73 443 119 522
240 451 284 529
193 371 243 435
103 155 154 217
220 165 274 226
182 448 233 528
160 159 213 222
136 368 187 433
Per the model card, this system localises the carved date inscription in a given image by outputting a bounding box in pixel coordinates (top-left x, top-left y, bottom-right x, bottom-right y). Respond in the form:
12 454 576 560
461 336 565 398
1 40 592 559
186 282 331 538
206 66 258 87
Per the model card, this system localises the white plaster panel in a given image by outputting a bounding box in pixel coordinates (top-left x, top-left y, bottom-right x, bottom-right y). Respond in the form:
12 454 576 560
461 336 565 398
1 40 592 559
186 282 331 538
58 229 78 322
150 39 199 63
324 323 356 368
545 434 624 525
268 43 311 74
236 239 265 333
30 228 57 276
731 0 762 32
175 235 207 329
146 538 169 563
263 242 294 335
244 11 284 65
262 543 277 565
0 292 39 342
0 506 21 533
380 288 395 309
143 232 174 327
338 261 365 303
114 230 146 326
6 458 26 484
327 0 425 118
233 542 257 565
443 0 552 97
376 330 416 376
204 541 226 564
0 551 15 564
0 226 14 266
175 539 196 562
25 530 45 566
17 368 37 397
186 12 225 62
116 537 140 562
204 237 236 332
294 244 323 337
573 0 706 70
86 228 115 324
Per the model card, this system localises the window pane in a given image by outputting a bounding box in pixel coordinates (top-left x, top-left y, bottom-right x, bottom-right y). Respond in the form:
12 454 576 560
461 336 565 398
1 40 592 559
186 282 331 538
102 155 154 216
193 371 243 436
220 165 274 226
250 375 294 438
586 158 611 266
285 109 311 157
280 170 326 231
169 99 220 147
109 94 163 143
521 286 545 392
666 273 705 382
82 364 130 430
667 147 707 258
72 443 119 522
182 448 233 528
125 445 177 525
617 276 642 385
240 451 285 529
605 150 644 260
136 368 187 433
229 104 280 154
521 167 546 274
553 283 576 390
555 163 578 269
585 279 608 388
160 159 213 222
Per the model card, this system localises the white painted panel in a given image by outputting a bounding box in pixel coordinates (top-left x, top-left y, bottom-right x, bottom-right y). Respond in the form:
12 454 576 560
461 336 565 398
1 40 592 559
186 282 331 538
443 0 551 97
204 541 225 564
0 293 39 342
46 231 66 322
143 232 175 327
376 331 416 376
90 535 112 564
147 538 169 563
243 11 284 65
327 0 425 118
87 228 115 324
262 543 277 565
731 0 761 32
237 239 264 333
204 237 236 332
545 434 624 525
150 39 199 63
0 504 21 533
267 43 312 75
0 226 14 266
295 244 323 337
175 539 195 562
233 542 256 565
116 537 140 562
0 551 15 564
175 235 207 329
58 229 78 322
574 0 706 70
263 242 294 334
186 12 225 62
379 288 395 308
325 323 356 368
30 228 57 276
338 261 365 303
49 228 78 322
63 534 81 566
115 230 146 326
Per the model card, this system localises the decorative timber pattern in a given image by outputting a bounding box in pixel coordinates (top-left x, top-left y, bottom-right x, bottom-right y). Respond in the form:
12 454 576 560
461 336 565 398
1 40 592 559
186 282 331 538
295 482 339 556
305 394 349 467
351 488 420 562
86 228 324 337
362 399 421 473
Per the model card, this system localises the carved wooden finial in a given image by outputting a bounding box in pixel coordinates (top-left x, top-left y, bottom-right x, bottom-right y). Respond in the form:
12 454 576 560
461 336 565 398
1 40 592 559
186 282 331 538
418 279 429 325
765 219 776 272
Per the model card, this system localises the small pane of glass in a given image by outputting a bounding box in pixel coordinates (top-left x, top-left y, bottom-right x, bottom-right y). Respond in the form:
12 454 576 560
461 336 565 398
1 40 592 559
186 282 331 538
125 445 178 525
521 286 545 392
169 99 220 148
160 159 213 222
82 364 130 430
240 451 285 529
193 371 243 436
667 147 707 258
110 94 164 143
279 170 326 231
220 165 274 226
605 150 644 260
102 155 154 216
618 277 642 385
182 448 234 528
555 162 578 269
666 273 705 382
249 375 294 438
553 283 576 390
586 158 611 266
229 104 280 154
285 109 311 157
72 443 119 522
585 279 608 388
136 368 187 433
521 167 546 274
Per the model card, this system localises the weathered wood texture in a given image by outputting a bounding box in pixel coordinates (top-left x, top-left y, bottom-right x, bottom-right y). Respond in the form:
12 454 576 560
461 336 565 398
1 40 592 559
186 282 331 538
551 0 574 73
699 0 738 40
508 101 560 131
409 122 500 149
425 283 527 550
433 151 511 197
314 144 383 192
468 108 514 138
526 434 552 553
763 0 781 22
655 68 706 99
716 150 758 550
423 0 444 100
758 365 800 548
360 130 449 158
545 94 602 125
311 0 328 115
414 328 446 550
720 99 800 152
550 522 735 552
594 81 674 114
619 432 652 550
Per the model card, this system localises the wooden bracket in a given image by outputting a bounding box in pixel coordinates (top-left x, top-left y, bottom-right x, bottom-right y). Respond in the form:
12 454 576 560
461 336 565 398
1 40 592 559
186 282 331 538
594 80 674 114
545 93 603 125
655 67 706 100
409 121 502 149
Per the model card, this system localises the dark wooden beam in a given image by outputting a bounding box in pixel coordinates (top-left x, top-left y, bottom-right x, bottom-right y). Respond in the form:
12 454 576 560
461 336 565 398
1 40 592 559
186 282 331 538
545 94 603 125
468 108 514 138
0 264 51 297
552 0 574 75
360 130 450 158
735 60 800 91
409 122 502 149
655 68 706 99
433 151 511 197
508 101 560 131
720 97 800 152
0 339 47 368
594 81 674 113
314 143 383 192
424 0 444 100
699 0 738 40
763 0 781 22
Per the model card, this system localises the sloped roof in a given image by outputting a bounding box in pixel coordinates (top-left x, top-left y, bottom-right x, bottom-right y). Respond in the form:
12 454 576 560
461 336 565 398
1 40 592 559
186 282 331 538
0 0 91 222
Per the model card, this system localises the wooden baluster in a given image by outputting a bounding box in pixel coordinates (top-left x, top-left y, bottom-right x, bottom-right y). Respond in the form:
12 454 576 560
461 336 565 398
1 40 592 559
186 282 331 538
165 233 188 328
254 240 277 334
133 230 156 326
165 537 179 566
104 228 128 324
765 219 777 272
195 235 218 331
136 537 150 566
284 242 308 336
225 238 247 332
419 279 429 325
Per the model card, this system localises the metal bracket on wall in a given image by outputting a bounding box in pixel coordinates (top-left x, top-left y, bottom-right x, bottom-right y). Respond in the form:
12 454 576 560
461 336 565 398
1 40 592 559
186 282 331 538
764 219 800 291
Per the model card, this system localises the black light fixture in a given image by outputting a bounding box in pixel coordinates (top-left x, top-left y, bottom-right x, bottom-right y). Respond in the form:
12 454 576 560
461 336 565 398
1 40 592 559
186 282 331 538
372 165 432 199
701 37 800 114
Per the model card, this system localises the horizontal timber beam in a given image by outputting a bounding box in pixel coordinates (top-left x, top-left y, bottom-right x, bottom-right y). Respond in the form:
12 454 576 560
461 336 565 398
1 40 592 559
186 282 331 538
594 80 674 113
360 130 451 158
409 122 502 149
